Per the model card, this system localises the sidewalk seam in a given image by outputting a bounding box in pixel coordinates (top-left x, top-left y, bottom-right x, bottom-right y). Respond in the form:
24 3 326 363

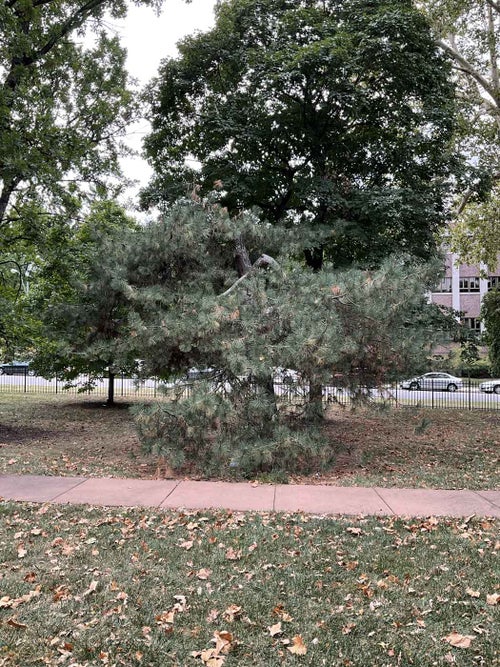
372 487 395 515
272 485 277 512
157 480 182 507
473 490 500 510
47 477 89 503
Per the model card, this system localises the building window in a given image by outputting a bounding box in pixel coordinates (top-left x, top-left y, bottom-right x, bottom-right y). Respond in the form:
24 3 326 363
434 277 452 292
462 317 481 331
488 276 500 290
459 277 480 292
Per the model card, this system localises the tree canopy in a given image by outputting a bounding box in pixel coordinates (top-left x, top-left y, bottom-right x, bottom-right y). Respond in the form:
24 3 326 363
143 0 456 269
0 0 167 355
421 0 500 269
30 200 139 403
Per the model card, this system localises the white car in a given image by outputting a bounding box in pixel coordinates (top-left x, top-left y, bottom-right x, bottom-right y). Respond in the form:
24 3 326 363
479 379 500 395
400 372 462 392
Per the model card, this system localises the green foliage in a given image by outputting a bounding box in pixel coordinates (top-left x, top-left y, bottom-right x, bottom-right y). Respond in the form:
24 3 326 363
133 384 331 477
0 0 164 354
30 201 140 402
421 0 500 265
481 287 500 376
449 186 500 272
143 0 456 268
0 8 136 226
127 201 454 471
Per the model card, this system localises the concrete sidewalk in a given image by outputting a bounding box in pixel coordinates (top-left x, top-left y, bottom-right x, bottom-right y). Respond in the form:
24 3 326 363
1 474 499 517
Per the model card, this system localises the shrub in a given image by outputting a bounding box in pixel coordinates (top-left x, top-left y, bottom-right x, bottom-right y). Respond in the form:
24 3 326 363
132 384 333 477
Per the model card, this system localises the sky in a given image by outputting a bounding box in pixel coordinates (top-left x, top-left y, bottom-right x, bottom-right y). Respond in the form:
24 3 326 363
115 0 216 204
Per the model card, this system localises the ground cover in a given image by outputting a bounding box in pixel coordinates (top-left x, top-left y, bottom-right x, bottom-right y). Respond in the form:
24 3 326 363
0 393 498 489
0 502 498 667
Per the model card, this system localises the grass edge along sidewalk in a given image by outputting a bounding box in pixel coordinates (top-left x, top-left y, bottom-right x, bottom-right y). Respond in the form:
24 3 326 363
1 474 499 517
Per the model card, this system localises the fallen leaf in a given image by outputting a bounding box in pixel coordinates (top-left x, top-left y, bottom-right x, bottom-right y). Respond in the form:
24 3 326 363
206 609 220 623
222 604 242 622
346 527 362 536
342 622 356 635
82 580 98 597
196 568 212 580
155 610 175 626
213 630 233 655
287 635 307 655
173 594 188 612
486 593 500 606
443 632 474 648
466 588 480 598
7 617 27 629
268 621 282 637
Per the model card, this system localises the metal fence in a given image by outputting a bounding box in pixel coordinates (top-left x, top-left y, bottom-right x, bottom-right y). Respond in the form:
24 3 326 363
0 371 499 411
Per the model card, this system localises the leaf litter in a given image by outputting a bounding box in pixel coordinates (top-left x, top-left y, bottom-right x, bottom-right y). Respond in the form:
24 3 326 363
0 503 497 666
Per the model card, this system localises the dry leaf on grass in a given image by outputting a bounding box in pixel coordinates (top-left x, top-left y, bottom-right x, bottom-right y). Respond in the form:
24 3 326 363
196 568 212 580
287 635 307 655
0 586 41 609
191 630 235 666
268 621 283 637
465 587 480 598
222 604 242 622
7 617 27 629
82 580 98 597
486 593 499 605
443 632 474 648
342 622 356 635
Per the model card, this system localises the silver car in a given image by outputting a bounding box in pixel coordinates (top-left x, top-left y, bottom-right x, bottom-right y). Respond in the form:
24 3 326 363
400 372 462 392
479 379 500 395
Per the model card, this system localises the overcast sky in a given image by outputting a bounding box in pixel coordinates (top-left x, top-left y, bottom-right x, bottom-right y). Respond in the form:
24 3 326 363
116 0 216 204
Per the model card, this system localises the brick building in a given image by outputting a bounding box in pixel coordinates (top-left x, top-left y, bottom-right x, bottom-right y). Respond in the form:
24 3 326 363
430 253 500 332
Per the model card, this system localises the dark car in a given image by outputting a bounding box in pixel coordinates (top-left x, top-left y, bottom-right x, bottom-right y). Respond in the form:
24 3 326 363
0 361 35 376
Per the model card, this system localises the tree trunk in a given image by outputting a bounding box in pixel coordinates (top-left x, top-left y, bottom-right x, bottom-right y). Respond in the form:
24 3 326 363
305 378 324 422
107 371 115 406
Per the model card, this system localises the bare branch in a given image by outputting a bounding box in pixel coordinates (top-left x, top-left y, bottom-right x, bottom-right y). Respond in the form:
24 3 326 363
219 253 282 298
438 38 500 110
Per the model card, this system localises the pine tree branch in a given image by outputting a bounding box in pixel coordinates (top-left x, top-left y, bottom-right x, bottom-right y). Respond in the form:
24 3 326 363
219 254 281 298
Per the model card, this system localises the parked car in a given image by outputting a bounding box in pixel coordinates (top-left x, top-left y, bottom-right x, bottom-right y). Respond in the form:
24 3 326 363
400 372 462 392
479 379 500 395
0 361 35 376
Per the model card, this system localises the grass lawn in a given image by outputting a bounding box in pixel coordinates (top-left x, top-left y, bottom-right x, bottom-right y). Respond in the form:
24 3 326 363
1 392 499 489
0 502 498 667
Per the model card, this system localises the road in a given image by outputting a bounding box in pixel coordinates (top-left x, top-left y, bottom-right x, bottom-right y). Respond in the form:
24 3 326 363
1 373 499 408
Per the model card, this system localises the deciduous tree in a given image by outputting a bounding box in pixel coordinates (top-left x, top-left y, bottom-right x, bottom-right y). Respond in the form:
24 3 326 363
32 201 139 405
143 0 456 269
421 0 500 268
